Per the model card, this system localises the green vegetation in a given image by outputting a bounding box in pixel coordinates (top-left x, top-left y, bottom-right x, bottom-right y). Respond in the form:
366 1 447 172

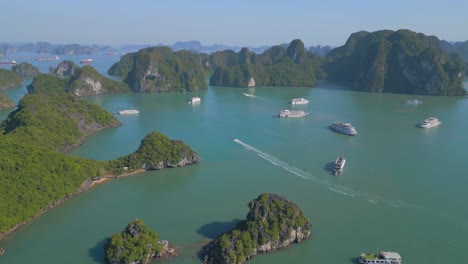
11 62 41 77
0 93 15 109
324 29 466 95
202 193 311 264
108 46 207 92
209 39 322 88
104 219 162 264
107 131 200 174
0 69 22 90
27 67 130 96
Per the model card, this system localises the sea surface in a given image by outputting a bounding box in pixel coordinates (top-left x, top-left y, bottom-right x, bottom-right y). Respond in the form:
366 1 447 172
1 54 468 263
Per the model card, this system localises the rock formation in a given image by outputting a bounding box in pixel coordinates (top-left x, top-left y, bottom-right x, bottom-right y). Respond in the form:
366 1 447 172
12 62 41 77
52 60 79 76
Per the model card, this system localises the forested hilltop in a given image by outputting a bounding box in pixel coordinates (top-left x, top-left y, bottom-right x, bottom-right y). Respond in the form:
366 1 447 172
108 46 208 92
0 92 199 238
209 39 325 87
324 29 466 95
0 69 22 90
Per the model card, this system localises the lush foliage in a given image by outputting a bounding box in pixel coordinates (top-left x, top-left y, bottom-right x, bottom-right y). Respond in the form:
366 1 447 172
27 74 68 94
202 193 311 264
1 93 120 152
209 40 322 88
68 65 131 95
0 92 15 109
11 62 41 77
104 219 162 264
107 131 199 174
108 46 207 92
0 69 22 90
324 29 466 95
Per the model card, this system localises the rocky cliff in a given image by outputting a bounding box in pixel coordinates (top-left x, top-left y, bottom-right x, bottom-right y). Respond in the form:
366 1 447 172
0 92 15 109
108 46 207 92
324 29 466 95
52 60 79 76
68 66 130 96
12 62 41 77
201 193 311 264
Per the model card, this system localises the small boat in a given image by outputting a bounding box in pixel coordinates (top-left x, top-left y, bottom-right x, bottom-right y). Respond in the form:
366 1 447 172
80 58 93 63
358 251 401 264
242 93 255 97
117 109 140 115
333 156 346 175
290 98 309 105
419 117 441 128
276 109 308 118
188 97 201 104
404 99 422 105
0 59 16 65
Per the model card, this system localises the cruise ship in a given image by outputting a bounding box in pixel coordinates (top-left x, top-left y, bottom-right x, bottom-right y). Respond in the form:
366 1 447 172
188 97 201 104
289 98 309 105
277 109 308 118
358 251 402 264
117 109 140 115
333 156 346 175
80 58 93 63
35 56 59 61
329 122 357 136
419 117 441 128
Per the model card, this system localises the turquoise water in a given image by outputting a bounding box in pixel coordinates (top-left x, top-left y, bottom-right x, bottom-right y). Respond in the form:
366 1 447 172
0 57 468 263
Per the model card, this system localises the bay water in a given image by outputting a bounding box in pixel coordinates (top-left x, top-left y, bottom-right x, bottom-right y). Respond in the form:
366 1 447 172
0 55 467 263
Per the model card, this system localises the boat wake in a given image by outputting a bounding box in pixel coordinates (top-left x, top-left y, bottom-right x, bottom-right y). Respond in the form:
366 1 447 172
233 138 409 208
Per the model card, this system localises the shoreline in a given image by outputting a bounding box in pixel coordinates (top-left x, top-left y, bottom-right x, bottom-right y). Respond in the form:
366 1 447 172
0 169 146 241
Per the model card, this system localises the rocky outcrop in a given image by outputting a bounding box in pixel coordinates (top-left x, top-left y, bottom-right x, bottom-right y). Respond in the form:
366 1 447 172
12 62 41 77
52 60 79 76
324 29 466 95
201 193 311 264
67 66 130 96
104 219 176 264
0 92 15 109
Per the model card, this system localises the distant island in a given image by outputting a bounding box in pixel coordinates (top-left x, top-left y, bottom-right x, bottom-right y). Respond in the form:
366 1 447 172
11 62 41 78
104 219 176 264
201 193 311 264
0 91 199 240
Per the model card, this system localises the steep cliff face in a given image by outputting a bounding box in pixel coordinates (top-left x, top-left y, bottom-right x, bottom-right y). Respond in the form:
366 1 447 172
12 62 41 77
108 47 207 92
53 60 79 76
67 66 130 96
201 193 311 264
324 29 466 95
209 39 319 88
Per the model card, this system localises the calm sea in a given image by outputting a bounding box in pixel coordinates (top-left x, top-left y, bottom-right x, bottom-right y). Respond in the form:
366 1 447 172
0 54 467 263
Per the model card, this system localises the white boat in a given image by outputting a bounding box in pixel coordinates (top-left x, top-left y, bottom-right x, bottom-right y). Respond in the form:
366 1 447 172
404 99 422 105
0 59 16 65
117 109 140 115
80 58 93 63
329 122 357 136
290 98 309 105
333 156 346 175
188 97 201 104
419 117 441 128
276 109 308 118
35 56 59 61
242 93 255 97
358 251 402 264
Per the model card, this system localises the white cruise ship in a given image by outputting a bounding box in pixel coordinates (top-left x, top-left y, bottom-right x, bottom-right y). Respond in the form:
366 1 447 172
358 251 402 264
289 98 309 105
404 99 422 105
419 117 441 128
277 109 308 118
188 97 201 104
329 122 357 136
118 109 140 115
333 156 346 175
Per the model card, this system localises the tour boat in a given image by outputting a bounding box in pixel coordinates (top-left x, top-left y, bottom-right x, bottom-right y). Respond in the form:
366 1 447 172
404 99 422 104
188 97 201 104
276 109 308 118
0 59 16 65
80 58 93 63
329 122 357 136
419 117 441 128
333 156 346 175
117 109 140 115
358 251 402 264
289 98 309 105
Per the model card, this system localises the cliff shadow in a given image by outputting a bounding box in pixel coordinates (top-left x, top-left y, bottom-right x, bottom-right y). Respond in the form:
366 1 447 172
88 237 108 263
197 218 243 239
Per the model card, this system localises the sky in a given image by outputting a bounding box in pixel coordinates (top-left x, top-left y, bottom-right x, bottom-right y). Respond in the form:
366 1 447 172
2 0 468 47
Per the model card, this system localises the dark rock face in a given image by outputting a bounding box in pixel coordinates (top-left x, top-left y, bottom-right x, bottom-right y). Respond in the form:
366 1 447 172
12 62 41 77
201 193 311 264
53 60 79 76
324 29 466 95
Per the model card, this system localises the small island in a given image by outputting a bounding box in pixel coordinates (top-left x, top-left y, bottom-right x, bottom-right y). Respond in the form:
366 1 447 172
201 193 311 264
0 69 22 90
104 219 176 264
0 93 15 109
11 62 41 78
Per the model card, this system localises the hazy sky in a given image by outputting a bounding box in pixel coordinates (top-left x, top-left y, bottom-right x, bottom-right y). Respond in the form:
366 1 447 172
2 0 468 47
